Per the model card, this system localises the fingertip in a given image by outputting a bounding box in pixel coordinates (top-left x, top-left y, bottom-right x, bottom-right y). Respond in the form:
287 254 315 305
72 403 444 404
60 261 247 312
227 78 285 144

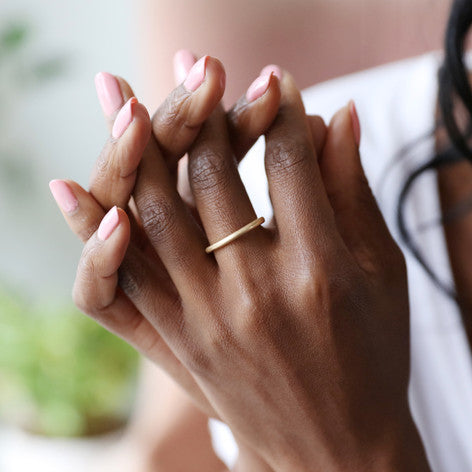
95 72 123 117
227 71 281 160
115 76 135 101
246 72 278 103
203 55 226 99
132 101 152 136
173 49 197 85
49 179 79 214
95 206 130 278
349 100 361 147
328 104 357 149
260 64 283 81
116 207 131 234
97 206 131 243
178 55 226 127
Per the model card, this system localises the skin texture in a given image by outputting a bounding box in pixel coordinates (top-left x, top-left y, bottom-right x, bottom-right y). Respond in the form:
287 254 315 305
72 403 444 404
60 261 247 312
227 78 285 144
53 64 432 471
54 58 284 470
125 1 452 467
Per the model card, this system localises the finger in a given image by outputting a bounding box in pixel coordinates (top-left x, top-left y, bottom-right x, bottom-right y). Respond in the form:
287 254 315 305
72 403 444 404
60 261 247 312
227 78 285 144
227 67 281 160
319 101 396 271
188 105 266 264
70 206 213 415
264 71 337 250
93 75 151 247
175 61 281 212
50 179 176 345
50 179 103 242
152 54 226 171
89 98 152 211
95 72 136 131
133 136 214 296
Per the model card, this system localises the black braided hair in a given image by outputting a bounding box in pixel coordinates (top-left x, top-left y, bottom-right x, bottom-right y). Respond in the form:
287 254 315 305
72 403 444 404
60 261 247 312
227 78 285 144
397 0 472 304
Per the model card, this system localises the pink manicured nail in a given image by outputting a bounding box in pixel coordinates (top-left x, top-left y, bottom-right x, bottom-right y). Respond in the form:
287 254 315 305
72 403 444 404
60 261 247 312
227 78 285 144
49 180 78 213
173 49 197 85
94 72 123 116
183 55 208 92
246 73 272 102
260 64 282 80
112 97 137 139
349 100 361 147
98 206 120 241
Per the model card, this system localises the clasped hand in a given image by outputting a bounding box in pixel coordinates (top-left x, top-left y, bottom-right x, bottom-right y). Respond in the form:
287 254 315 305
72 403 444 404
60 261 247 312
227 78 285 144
51 53 430 472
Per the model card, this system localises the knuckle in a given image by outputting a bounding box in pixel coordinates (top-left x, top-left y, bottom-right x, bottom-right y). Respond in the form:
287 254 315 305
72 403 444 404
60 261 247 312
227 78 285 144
77 222 99 243
266 137 312 177
183 345 214 378
118 261 143 300
72 249 98 313
139 195 177 243
205 319 234 354
72 277 93 315
94 148 110 176
77 245 97 276
154 92 188 132
189 150 230 194
292 257 352 307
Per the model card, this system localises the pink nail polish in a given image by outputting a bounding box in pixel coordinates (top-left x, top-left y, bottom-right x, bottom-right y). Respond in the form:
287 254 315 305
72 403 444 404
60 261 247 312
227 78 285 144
112 97 137 139
183 55 208 92
246 73 272 102
173 49 196 85
260 64 282 80
94 72 123 116
98 206 120 241
349 100 361 147
49 180 79 213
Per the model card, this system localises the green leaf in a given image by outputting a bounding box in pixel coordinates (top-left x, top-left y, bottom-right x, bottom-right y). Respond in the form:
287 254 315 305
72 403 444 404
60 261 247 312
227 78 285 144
0 22 30 52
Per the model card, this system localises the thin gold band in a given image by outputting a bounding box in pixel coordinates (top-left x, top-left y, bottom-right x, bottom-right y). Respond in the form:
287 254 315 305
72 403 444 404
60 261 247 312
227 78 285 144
205 217 265 254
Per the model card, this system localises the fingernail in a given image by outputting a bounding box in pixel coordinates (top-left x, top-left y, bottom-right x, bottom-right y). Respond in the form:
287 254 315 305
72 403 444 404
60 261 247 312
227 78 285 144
246 73 272 102
183 55 208 92
94 72 123 116
112 97 137 139
260 64 282 80
173 49 196 85
49 180 79 213
98 206 120 241
349 100 361 147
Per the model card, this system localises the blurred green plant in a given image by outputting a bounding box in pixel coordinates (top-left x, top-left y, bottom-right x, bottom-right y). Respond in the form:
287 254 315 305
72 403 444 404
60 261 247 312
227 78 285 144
0 20 69 84
0 19 139 438
0 286 139 437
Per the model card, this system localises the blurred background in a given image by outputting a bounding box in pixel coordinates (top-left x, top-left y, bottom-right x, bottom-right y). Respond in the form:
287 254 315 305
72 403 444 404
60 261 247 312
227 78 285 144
0 0 450 470
0 1 139 470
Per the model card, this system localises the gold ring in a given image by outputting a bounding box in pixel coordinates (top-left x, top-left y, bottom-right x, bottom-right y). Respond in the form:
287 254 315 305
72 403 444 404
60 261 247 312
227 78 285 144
205 216 265 254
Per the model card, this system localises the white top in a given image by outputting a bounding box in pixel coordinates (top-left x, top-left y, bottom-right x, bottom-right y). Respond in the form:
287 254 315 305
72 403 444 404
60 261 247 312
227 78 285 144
209 52 472 472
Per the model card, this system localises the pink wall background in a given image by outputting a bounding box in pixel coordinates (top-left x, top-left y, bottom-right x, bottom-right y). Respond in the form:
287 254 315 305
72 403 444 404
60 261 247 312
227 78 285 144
139 0 452 107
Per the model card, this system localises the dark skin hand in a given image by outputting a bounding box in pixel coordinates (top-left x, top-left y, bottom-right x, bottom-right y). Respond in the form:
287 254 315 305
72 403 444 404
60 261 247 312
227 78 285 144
53 61 432 471
53 56 284 470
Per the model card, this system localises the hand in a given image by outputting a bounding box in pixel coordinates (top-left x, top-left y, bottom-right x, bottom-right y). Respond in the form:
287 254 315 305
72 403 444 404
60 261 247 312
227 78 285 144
103 72 428 471
51 60 430 471
51 55 285 418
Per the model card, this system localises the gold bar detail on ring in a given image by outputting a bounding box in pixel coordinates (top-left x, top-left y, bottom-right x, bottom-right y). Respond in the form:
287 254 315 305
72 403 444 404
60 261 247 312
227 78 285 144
205 216 265 254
